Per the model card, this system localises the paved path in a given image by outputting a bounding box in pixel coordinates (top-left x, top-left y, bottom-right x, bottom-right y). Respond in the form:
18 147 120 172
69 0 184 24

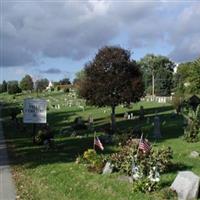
0 110 16 200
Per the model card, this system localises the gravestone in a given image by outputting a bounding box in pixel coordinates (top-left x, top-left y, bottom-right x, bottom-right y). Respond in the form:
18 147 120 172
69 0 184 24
170 171 200 200
130 113 133 119
124 112 128 120
153 115 162 139
146 117 150 124
139 106 145 120
118 175 133 183
102 162 113 174
189 151 199 158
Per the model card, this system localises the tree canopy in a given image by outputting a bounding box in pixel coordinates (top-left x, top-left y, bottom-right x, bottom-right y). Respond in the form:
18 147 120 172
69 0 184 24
139 54 175 96
78 46 144 132
174 57 200 95
20 75 34 91
35 78 49 92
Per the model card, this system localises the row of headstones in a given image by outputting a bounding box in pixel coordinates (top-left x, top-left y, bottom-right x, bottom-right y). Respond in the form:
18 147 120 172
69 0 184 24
141 96 173 103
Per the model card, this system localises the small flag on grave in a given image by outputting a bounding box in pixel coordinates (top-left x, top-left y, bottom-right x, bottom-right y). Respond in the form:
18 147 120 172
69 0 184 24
138 134 151 154
94 137 104 151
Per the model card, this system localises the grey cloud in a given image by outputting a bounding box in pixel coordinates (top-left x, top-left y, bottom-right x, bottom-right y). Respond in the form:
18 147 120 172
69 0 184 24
168 5 200 62
1 1 200 67
39 68 62 74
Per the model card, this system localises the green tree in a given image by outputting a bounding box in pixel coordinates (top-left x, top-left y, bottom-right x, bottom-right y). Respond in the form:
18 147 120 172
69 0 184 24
20 75 34 91
59 78 71 85
7 81 22 94
73 70 86 90
78 46 144 132
174 62 191 95
139 54 175 96
2 80 7 92
0 80 7 93
174 57 200 95
35 78 49 92
189 58 200 94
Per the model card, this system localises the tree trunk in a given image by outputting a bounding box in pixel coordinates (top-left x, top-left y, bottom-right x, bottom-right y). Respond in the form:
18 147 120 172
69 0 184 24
111 105 116 134
152 71 155 98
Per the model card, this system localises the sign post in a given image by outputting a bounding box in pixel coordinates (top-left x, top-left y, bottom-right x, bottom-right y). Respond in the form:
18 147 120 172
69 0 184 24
23 98 47 143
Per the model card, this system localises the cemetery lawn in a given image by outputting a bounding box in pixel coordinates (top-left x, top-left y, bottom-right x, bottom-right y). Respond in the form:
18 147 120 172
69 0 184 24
1 92 200 200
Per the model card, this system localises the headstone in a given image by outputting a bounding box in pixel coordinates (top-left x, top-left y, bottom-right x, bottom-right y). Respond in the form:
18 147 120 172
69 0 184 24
88 115 94 131
128 114 131 120
189 151 199 158
102 162 113 174
139 106 144 120
170 171 200 200
124 112 128 120
130 113 133 119
153 115 162 139
118 175 133 183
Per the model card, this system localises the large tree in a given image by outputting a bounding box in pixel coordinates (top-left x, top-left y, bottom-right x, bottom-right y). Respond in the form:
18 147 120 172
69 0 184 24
59 78 71 85
7 81 22 94
139 54 175 96
35 78 49 92
20 75 34 91
78 46 144 132
174 57 200 95
0 80 7 93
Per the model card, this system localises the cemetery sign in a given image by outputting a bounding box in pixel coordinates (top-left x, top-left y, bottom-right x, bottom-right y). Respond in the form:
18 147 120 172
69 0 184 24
23 98 47 123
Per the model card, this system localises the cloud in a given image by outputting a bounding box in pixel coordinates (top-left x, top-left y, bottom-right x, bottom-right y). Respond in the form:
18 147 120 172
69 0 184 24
168 5 200 62
1 1 200 67
39 68 62 74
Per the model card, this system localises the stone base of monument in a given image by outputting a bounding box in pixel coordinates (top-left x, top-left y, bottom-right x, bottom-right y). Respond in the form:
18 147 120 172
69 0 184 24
170 171 200 200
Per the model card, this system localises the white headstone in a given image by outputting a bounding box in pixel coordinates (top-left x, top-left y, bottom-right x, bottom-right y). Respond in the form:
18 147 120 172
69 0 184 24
102 162 113 174
170 171 200 200
189 151 199 158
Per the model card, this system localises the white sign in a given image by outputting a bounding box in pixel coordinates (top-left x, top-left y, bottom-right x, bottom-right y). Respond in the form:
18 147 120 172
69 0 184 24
23 99 47 123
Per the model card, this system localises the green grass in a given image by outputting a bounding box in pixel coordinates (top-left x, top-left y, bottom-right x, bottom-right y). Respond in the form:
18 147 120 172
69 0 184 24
1 91 200 200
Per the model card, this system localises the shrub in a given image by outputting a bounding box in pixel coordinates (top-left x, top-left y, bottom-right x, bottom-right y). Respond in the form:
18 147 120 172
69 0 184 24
110 140 173 193
133 177 160 193
110 138 138 174
63 87 70 93
57 86 61 91
34 125 54 145
7 81 22 94
156 188 178 200
184 105 200 142
82 149 105 173
171 96 183 115
72 117 87 131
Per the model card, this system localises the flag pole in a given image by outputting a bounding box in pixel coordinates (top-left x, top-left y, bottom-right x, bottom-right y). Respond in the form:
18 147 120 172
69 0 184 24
93 131 96 150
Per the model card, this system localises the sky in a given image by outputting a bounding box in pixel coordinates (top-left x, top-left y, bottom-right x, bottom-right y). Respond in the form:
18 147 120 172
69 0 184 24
1 0 200 83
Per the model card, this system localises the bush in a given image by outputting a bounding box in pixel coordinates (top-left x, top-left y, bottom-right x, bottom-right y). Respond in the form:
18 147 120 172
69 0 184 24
82 149 105 173
171 96 183 115
109 138 173 193
133 177 160 193
184 105 200 142
7 81 22 94
110 138 138 174
57 86 61 91
63 87 70 93
72 117 87 131
50 87 54 92
34 125 53 145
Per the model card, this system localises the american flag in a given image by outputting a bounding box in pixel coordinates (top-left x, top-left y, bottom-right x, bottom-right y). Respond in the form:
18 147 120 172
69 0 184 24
94 137 104 150
138 135 151 153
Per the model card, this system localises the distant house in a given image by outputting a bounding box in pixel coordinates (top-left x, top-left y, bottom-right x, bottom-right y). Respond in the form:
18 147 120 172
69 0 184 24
46 81 53 90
